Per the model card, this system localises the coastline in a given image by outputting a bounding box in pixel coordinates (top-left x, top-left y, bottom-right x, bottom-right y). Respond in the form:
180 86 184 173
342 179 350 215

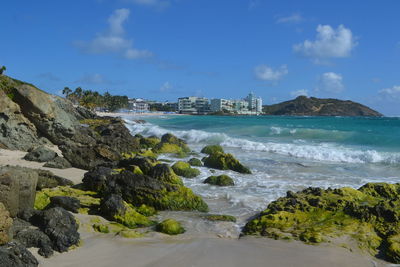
95 111 185 117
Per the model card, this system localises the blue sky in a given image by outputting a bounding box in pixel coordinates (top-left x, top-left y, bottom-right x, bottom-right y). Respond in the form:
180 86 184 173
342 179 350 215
1 0 400 115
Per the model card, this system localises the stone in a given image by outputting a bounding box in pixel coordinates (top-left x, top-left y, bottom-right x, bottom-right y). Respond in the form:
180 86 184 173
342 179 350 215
47 196 81 213
171 161 200 178
153 133 190 154
0 203 12 245
82 166 114 192
30 207 80 252
0 166 38 217
149 164 183 185
35 169 73 190
200 145 224 155
203 152 251 174
188 158 203 167
203 214 236 222
23 146 57 163
0 241 38 267
43 157 72 169
204 175 234 186
14 227 53 258
156 219 185 235
118 156 157 175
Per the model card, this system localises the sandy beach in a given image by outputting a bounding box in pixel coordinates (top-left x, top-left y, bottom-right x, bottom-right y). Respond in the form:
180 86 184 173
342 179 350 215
0 148 389 267
95 111 185 118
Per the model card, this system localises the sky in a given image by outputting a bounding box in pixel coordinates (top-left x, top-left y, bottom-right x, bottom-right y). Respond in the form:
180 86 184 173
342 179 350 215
1 0 400 115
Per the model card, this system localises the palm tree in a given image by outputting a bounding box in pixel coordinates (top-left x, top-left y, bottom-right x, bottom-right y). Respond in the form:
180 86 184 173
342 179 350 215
0 66 6 75
62 87 72 97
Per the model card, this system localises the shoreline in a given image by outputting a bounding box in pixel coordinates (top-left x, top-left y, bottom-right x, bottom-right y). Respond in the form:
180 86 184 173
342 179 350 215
95 111 186 118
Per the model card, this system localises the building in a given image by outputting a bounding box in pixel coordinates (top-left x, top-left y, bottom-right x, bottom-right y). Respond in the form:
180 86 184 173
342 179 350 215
245 92 263 114
178 97 210 114
210 93 262 114
128 98 149 112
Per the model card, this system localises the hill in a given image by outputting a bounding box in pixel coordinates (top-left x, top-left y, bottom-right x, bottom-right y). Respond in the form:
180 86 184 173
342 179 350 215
262 96 382 117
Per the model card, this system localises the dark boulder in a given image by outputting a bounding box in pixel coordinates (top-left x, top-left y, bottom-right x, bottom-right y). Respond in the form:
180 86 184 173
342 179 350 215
200 145 224 155
47 196 81 213
43 157 72 169
0 241 38 267
14 227 53 258
204 175 234 186
31 207 80 252
35 169 73 190
203 152 251 174
82 166 114 192
118 156 157 175
188 158 203 167
99 194 126 220
23 146 57 163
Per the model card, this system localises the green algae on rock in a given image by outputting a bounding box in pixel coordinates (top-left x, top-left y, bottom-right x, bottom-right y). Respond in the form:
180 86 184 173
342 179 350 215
204 175 234 186
156 219 185 235
171 161 200 178
201 145 224 155
203 214 236 222
203 152 251 174
153 133 190 154
188 158 203 167
242 183 400 263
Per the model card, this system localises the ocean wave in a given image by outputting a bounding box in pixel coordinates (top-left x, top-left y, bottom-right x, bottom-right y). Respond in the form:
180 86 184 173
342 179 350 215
124 119 400 165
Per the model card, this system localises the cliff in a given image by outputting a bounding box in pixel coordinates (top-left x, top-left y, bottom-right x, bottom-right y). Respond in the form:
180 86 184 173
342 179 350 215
263 96 382 117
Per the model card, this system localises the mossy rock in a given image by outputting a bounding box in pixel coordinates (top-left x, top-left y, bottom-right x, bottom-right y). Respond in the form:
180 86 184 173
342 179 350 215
114 202 154 228
201 145 224 155
203 214 236 222
188 158 203 167
93 224 110 233
203 152 251 174
153 133 190 154
140 136 161 149
172 161 200 178
153 143 186 154
137 204 157 216
204 175 234 186
119 230 143 238
156 219 185 235
34 186 99 211
242 183 400 263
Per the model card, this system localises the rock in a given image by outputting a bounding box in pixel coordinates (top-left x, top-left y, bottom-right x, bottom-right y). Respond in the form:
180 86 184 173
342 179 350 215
0 241 38 267
118 156 157 175
263 96 383 117
35 169 73 190
0 203 13 245
47 196 81 213
201 145 224 155
43 157 72 169
204 175 234 186
83 168 208 212
149 164 183 185
242 183 400 263
156 219 185 235
171 161 200 178
0 166 38 217
188 158 203 167
203 214 236 222
23 146 57 162
14 227 53 258
153 133 190 154
99 194 152 228
139 136 161 149
203 152 251 174
30 207 80 252
0 87 42 151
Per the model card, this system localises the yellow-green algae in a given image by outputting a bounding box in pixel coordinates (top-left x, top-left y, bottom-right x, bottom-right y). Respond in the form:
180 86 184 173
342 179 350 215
171 161 200 178
35 186 100 211
156 219 185 235
243 183 400 263
203 214 237 222
113 202 154 228
203 152 251 174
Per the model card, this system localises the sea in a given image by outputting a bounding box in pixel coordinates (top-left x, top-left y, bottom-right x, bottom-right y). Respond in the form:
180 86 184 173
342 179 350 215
123 115 400 235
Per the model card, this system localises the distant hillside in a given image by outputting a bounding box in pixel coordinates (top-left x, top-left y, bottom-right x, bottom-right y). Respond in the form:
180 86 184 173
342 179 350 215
263 96 382 117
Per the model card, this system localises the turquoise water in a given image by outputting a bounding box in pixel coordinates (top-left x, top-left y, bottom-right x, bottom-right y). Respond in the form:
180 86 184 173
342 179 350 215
124 115 400 221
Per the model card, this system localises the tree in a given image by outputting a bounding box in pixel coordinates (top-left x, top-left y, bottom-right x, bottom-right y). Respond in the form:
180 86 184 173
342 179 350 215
62 87 72 97
0 66 6 75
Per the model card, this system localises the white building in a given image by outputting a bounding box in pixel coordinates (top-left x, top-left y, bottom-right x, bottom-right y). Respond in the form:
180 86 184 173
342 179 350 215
178 97 210 114
210 93 262 114
245 92 263 114
128 98 149 112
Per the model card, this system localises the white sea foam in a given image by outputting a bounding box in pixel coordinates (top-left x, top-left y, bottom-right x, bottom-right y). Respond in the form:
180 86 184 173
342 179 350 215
125 119 400 164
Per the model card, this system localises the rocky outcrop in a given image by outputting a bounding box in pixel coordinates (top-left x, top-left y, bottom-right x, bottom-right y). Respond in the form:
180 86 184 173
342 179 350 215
263 96 383 116
47 196 81 213
23 146 57 163
35 169 73 190
201 145 224 155
171 161 200 178
188 158 203 167
43 156 72 169
203 151 251 174
0 203 13 245
242 183 400 263
0 166 38 217
0 241 38 267
14 226 53 258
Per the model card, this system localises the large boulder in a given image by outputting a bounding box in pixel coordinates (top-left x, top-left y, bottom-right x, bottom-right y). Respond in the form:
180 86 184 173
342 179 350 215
203 152 251 174
23 146 57 162
47 196 81 213
0 241 38 267
30 207 80 252
156 219 185 235
204 175 234 186
35 169 73 190
171 161 200 178
188 158 203 167
201 145 224 155
43 156 72 169
153 133 190 154
0 166 38 217
0 87 42 151
0 203 13 245
14 226 53 258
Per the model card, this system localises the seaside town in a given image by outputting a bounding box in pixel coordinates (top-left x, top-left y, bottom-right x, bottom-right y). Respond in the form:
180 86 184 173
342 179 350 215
128 92 263 115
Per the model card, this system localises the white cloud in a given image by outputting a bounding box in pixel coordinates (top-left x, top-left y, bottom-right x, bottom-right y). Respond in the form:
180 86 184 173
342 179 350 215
160 81 172 92
379 85 400 101
294 25 356 64
254 64 288 81
76 8 152 59
315 72 344 93
276 13 304 24
128 0 170 9
290 89 308 97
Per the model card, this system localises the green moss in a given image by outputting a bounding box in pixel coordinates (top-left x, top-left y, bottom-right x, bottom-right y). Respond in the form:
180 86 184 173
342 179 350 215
156 219 185 235
154 143 185 154
188 158 203 167
80 118 113 129
171 161 200 178
243 183 400 263
93 223 110 233
113 202 154 229
158 186 208 212
203 152 251 174
119 230 143 238
203 214 236 222
204 175 234 186
137 204 157 216
201 145 224 155
140 137 161 149
34 186 99 211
